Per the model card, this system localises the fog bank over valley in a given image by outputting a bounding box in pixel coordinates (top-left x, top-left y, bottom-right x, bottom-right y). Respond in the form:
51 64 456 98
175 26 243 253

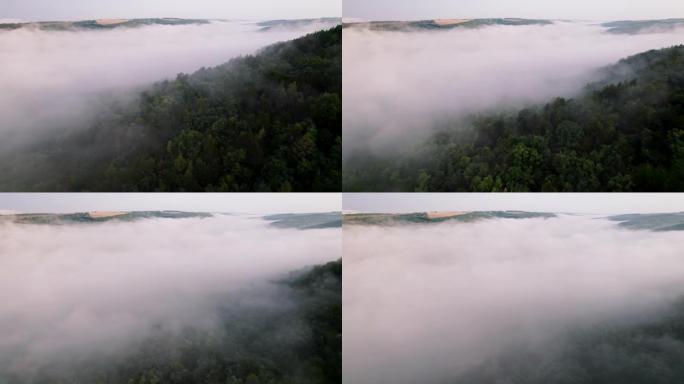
344 213 684 383
343 21 684 156
0 19 337 148
0 212 341 378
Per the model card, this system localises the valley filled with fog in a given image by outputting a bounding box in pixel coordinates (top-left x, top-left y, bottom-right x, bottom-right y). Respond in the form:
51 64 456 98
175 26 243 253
0 212 341 383
0 20 332 145
343 20 684 191
344 213 684 383
343 21 684 154
0 19 342 192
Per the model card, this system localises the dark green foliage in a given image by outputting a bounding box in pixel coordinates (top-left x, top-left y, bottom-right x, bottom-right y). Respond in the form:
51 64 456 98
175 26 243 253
0 26 341 191
344 45 684 192
2 260 341 384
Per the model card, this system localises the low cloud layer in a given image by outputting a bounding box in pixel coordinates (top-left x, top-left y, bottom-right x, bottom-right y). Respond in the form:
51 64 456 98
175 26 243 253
0 21 330 149
343 215 684 383
343 22 684 157
0 214 340 376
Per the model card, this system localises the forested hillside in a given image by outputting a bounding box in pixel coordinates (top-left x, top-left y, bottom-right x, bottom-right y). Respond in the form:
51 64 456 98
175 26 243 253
2 260 342 384
344 44 684 192
0 26 341 191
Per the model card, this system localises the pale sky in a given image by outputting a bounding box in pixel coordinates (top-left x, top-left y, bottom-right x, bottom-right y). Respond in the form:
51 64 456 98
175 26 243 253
0 193 341 214
344 193 684 215
344 0 683 21
2 0 340 22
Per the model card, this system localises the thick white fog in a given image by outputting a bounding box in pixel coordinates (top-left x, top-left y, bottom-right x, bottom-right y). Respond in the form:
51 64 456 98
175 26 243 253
343 22 684 156
0 214 340 374
343 215 684 383
0 21 332 147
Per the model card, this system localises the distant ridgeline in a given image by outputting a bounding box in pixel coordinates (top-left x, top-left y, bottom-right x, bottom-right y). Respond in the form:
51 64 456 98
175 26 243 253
257 17 341 31
0 26 342 192
0 211 346 228
264 212 342 229
603 18 684 34
0 17 342 32
345 44 684 192
342 18 684 34
344 211 684 232
0 211 212 224
0 18 211 31
607 212 684 231
344 211 556 226
343 18 552 31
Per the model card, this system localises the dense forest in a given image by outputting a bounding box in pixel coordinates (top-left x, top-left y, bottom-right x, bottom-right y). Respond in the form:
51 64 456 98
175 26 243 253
2 260 341 384
0 26 341 191
344 44 684 192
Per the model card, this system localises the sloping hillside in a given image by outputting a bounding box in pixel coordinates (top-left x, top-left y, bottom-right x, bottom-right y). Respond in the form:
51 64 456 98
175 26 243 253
0 26 342 192
344 45 684 192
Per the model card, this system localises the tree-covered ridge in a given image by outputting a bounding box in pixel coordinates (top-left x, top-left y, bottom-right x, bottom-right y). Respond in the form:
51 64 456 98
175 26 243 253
2 259 342 384
0 211 213 225
608 212 684 231
344 211 556 226
257 18 341 31
343 18 552 32
264 212 342 229
344 44 684 192
0 26 341 192
603 19 684 34
0 18 342 32
0 18 211 31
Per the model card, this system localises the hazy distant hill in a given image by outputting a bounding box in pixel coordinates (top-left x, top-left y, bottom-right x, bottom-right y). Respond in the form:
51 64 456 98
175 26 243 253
0 211 347 230
257 17 341 31
345 44 684 192
0 211 212 224
0 17 342 32
603 18 684 34
608 212 684 231
344 18 552 31
344 211 684 232
264 212 342 229
342 18 684 34
344 211 556 226
0 18 211 31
